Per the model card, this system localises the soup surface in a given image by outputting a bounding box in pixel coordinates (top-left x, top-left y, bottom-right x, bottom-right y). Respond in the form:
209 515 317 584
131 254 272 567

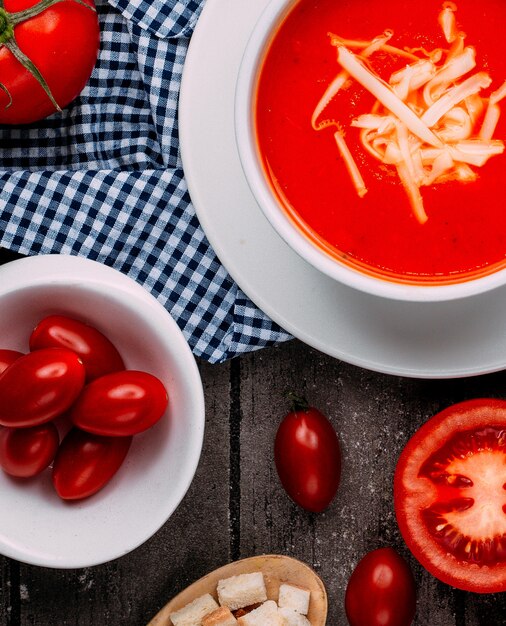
256 0 506 284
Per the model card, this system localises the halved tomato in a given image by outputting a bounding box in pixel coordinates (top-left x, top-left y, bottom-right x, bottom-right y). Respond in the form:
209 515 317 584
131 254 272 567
394 398 506 593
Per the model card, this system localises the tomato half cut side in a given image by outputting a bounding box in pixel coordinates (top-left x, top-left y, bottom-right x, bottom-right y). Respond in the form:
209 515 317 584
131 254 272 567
394 398 506 593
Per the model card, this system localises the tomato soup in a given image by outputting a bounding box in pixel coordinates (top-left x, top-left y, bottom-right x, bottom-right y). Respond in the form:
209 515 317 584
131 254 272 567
255 0 506 284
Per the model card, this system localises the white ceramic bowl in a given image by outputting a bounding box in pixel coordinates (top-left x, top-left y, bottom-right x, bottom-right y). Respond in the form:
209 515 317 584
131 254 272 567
0 255 205 568
234 0 506 302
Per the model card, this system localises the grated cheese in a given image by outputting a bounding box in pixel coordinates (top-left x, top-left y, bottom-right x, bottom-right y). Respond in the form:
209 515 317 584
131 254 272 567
311 2 506 223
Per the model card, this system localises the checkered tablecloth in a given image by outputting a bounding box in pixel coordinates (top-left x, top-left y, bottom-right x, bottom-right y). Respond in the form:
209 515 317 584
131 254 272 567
0 0 292 363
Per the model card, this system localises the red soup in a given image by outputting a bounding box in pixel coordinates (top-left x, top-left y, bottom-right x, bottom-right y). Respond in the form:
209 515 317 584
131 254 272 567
255 0 506 284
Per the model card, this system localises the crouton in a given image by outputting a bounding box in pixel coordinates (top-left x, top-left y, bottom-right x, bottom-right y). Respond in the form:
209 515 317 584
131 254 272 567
279 607 312 625
202 607 238 626
236 601 284 626
278 584 311 615
170 593 219 626
217 572 267 611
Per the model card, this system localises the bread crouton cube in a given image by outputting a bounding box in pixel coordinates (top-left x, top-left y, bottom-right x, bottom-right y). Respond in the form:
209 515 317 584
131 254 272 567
170 593 219 626
278 584 311 615
279 607 312 625
202 607 238 626
217 572 267 611
236 601 284 626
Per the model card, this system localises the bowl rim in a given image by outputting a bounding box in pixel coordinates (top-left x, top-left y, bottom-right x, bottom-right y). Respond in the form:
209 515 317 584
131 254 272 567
0 254 205 568
234 0 506 303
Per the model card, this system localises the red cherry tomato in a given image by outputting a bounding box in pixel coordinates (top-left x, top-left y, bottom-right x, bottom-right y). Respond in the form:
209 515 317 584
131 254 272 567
345 548 416 626
394 398 506 593
0 0 100 124
30 315 125 382
0 348 85 428
0 423 59 478
0 349 24 375
274 396 341 512
70 370 168 436
52 428 132 500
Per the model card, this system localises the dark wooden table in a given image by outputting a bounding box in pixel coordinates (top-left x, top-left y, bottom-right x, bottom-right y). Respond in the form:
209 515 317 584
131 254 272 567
0 247 505 626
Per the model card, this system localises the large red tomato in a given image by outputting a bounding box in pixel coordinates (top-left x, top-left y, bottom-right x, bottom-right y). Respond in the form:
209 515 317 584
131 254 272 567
274 396 341 512
30 315 125 382
0 423 59 477
394 398 506 593
70 370 169 436
345 548 416 626
0 347 85 427
52 428 132 500
0 0 100 124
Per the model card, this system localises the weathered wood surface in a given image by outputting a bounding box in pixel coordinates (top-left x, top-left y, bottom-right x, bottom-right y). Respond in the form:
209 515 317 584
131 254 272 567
1 248 506 625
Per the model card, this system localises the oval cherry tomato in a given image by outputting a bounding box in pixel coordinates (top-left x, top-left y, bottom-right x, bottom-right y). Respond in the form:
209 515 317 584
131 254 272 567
0 348 85 428
0 423 59 478
70 370 168 436
345 548 416 626
30 315 125 381
274 396 341 512
52 428 132 500
394 398 506 593
0 0 100 124
0 349 24 375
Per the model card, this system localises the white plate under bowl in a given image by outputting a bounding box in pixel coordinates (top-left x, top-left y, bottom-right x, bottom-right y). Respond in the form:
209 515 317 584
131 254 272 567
179 0 506 379
0 255 205 568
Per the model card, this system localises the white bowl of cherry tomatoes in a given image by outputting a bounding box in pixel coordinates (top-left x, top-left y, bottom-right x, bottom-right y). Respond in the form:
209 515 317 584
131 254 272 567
0 254 205 568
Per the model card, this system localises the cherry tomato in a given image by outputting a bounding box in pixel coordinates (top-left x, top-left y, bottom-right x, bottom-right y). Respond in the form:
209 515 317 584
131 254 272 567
274 396 341 512
30 315 125 382
394 398 506 593
52 428 132 500
70 370 168 436
0 348 85 428
345 548 416 626
0 349 23 375
0 423 59 478
0 0 100 124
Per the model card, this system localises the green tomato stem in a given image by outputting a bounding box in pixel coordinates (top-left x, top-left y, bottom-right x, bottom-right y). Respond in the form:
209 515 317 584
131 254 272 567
0 8 14 43
0 82 13 108
286 392 310 413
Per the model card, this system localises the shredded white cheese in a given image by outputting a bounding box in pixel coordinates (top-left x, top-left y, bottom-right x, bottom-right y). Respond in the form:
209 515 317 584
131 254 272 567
311 2 506 223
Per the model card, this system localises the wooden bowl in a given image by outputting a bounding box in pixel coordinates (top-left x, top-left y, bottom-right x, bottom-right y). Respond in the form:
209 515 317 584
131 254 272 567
147 554 328 625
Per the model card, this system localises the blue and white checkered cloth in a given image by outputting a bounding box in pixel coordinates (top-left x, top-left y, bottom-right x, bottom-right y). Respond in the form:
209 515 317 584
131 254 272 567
0 0 291 363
